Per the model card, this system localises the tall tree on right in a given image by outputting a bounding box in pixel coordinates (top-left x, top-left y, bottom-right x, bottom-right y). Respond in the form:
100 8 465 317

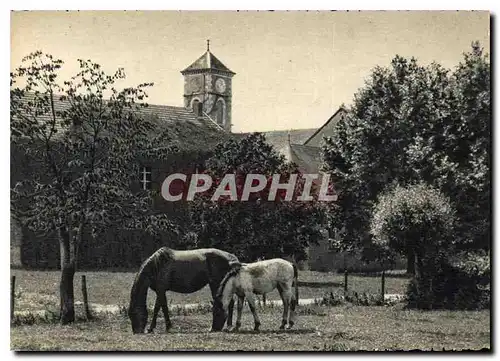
407 41 490 251
322 42 490 270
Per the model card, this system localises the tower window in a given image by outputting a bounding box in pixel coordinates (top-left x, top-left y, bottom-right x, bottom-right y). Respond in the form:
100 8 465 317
192 99 200 110
192 99 203 117
215 99 226 126
217 107 223 125
140 166 152 190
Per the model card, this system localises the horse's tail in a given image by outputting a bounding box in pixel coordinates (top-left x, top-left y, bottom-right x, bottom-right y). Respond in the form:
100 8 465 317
216 266 240 301
292 263 299 305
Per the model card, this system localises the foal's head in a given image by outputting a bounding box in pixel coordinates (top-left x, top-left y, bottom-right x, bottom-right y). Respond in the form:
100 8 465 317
211 268 239 331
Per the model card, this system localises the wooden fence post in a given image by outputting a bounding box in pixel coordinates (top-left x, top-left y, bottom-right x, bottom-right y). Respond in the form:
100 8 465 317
81 275 91 320
11 275 16 321
344 270 348 296
381 270 386 303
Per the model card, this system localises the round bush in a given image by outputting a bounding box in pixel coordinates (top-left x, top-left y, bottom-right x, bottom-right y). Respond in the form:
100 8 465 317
370 182 456 255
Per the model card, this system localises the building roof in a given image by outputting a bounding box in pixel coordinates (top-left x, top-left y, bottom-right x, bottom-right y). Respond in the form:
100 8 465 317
263 129 317 152
284 143 323 174
138 103 230 150
12 92 230 151
303 107 347 147
235 129 317 153
181 50 235 75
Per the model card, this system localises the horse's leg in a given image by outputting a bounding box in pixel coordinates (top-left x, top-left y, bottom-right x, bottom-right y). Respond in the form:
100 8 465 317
284 285 295 329
245 293 261 332
227 297 235 329
159 292 172 331
234 295 244 331
148 295 162 333
277 284 289 330
288 281 297 329
288 291 296 330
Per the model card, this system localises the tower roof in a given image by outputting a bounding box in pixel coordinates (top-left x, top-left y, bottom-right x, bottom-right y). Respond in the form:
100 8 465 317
181 50 235 75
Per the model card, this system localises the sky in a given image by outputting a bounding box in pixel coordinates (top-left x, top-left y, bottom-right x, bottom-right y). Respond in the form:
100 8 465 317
10 10 490 133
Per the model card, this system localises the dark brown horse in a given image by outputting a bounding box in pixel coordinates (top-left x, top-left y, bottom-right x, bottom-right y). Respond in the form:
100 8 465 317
128 247 239 334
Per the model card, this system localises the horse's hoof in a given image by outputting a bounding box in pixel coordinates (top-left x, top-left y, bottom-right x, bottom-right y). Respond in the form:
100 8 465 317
147 329 154 334
279 325 285 330
286 322 294 330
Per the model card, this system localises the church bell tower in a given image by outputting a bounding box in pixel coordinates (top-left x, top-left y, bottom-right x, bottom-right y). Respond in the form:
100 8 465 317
181 40 235 132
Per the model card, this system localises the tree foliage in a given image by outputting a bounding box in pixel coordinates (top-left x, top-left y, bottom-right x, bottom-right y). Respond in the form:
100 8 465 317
370 183 489 310
187 133 330 262
10 51 177 323
370 183 456 256
322 42 490 256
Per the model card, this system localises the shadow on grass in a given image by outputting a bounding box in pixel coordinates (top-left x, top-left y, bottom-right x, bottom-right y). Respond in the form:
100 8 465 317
223 328 316 335
148 328 317 335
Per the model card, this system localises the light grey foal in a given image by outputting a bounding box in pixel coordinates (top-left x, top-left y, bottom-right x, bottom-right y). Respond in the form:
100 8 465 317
213 258 299 331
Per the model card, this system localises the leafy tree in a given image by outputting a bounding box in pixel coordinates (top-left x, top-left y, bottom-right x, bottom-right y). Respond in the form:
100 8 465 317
10 52 176 324
407 41 490 250
322 43 490 268
370 183 460 309
370 183 456 262
187 133 330 262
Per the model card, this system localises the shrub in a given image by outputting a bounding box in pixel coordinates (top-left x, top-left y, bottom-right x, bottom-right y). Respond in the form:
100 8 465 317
406 251 490 310
370 183 478 309
317 290 403 307
12 309 64 326
371 182 457 255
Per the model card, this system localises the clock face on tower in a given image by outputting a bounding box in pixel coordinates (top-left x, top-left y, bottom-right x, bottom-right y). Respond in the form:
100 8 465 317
188 75 202 93
215 78 226 93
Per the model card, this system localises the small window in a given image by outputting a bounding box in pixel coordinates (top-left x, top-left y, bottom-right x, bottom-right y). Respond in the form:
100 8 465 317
140 166 152 190
215 99 226 126
217 106 224 125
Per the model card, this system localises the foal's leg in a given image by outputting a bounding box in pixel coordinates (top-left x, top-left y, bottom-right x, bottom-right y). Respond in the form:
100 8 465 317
148 295 162 333
288 293 296 330
159 292 172 331
288 282 297 329
226 298 235 329
233 295 245 331
277 285 290 330
245 293 261 332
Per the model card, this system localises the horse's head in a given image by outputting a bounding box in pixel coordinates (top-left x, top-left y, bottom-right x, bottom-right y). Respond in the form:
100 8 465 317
211 297 227 331
128 305 148 334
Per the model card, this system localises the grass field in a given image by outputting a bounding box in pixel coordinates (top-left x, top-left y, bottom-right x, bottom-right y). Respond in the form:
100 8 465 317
11 268 410 311
11 305 490 351
11 268 490 351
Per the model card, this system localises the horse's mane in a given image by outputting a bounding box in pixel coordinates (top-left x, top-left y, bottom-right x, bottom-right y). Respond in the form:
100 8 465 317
130 247 173 308
216 266 241 299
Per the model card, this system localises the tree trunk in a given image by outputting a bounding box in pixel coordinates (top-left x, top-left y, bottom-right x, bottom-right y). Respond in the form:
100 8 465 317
59 227 77 324
406 249 415 275
60 262 76 324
